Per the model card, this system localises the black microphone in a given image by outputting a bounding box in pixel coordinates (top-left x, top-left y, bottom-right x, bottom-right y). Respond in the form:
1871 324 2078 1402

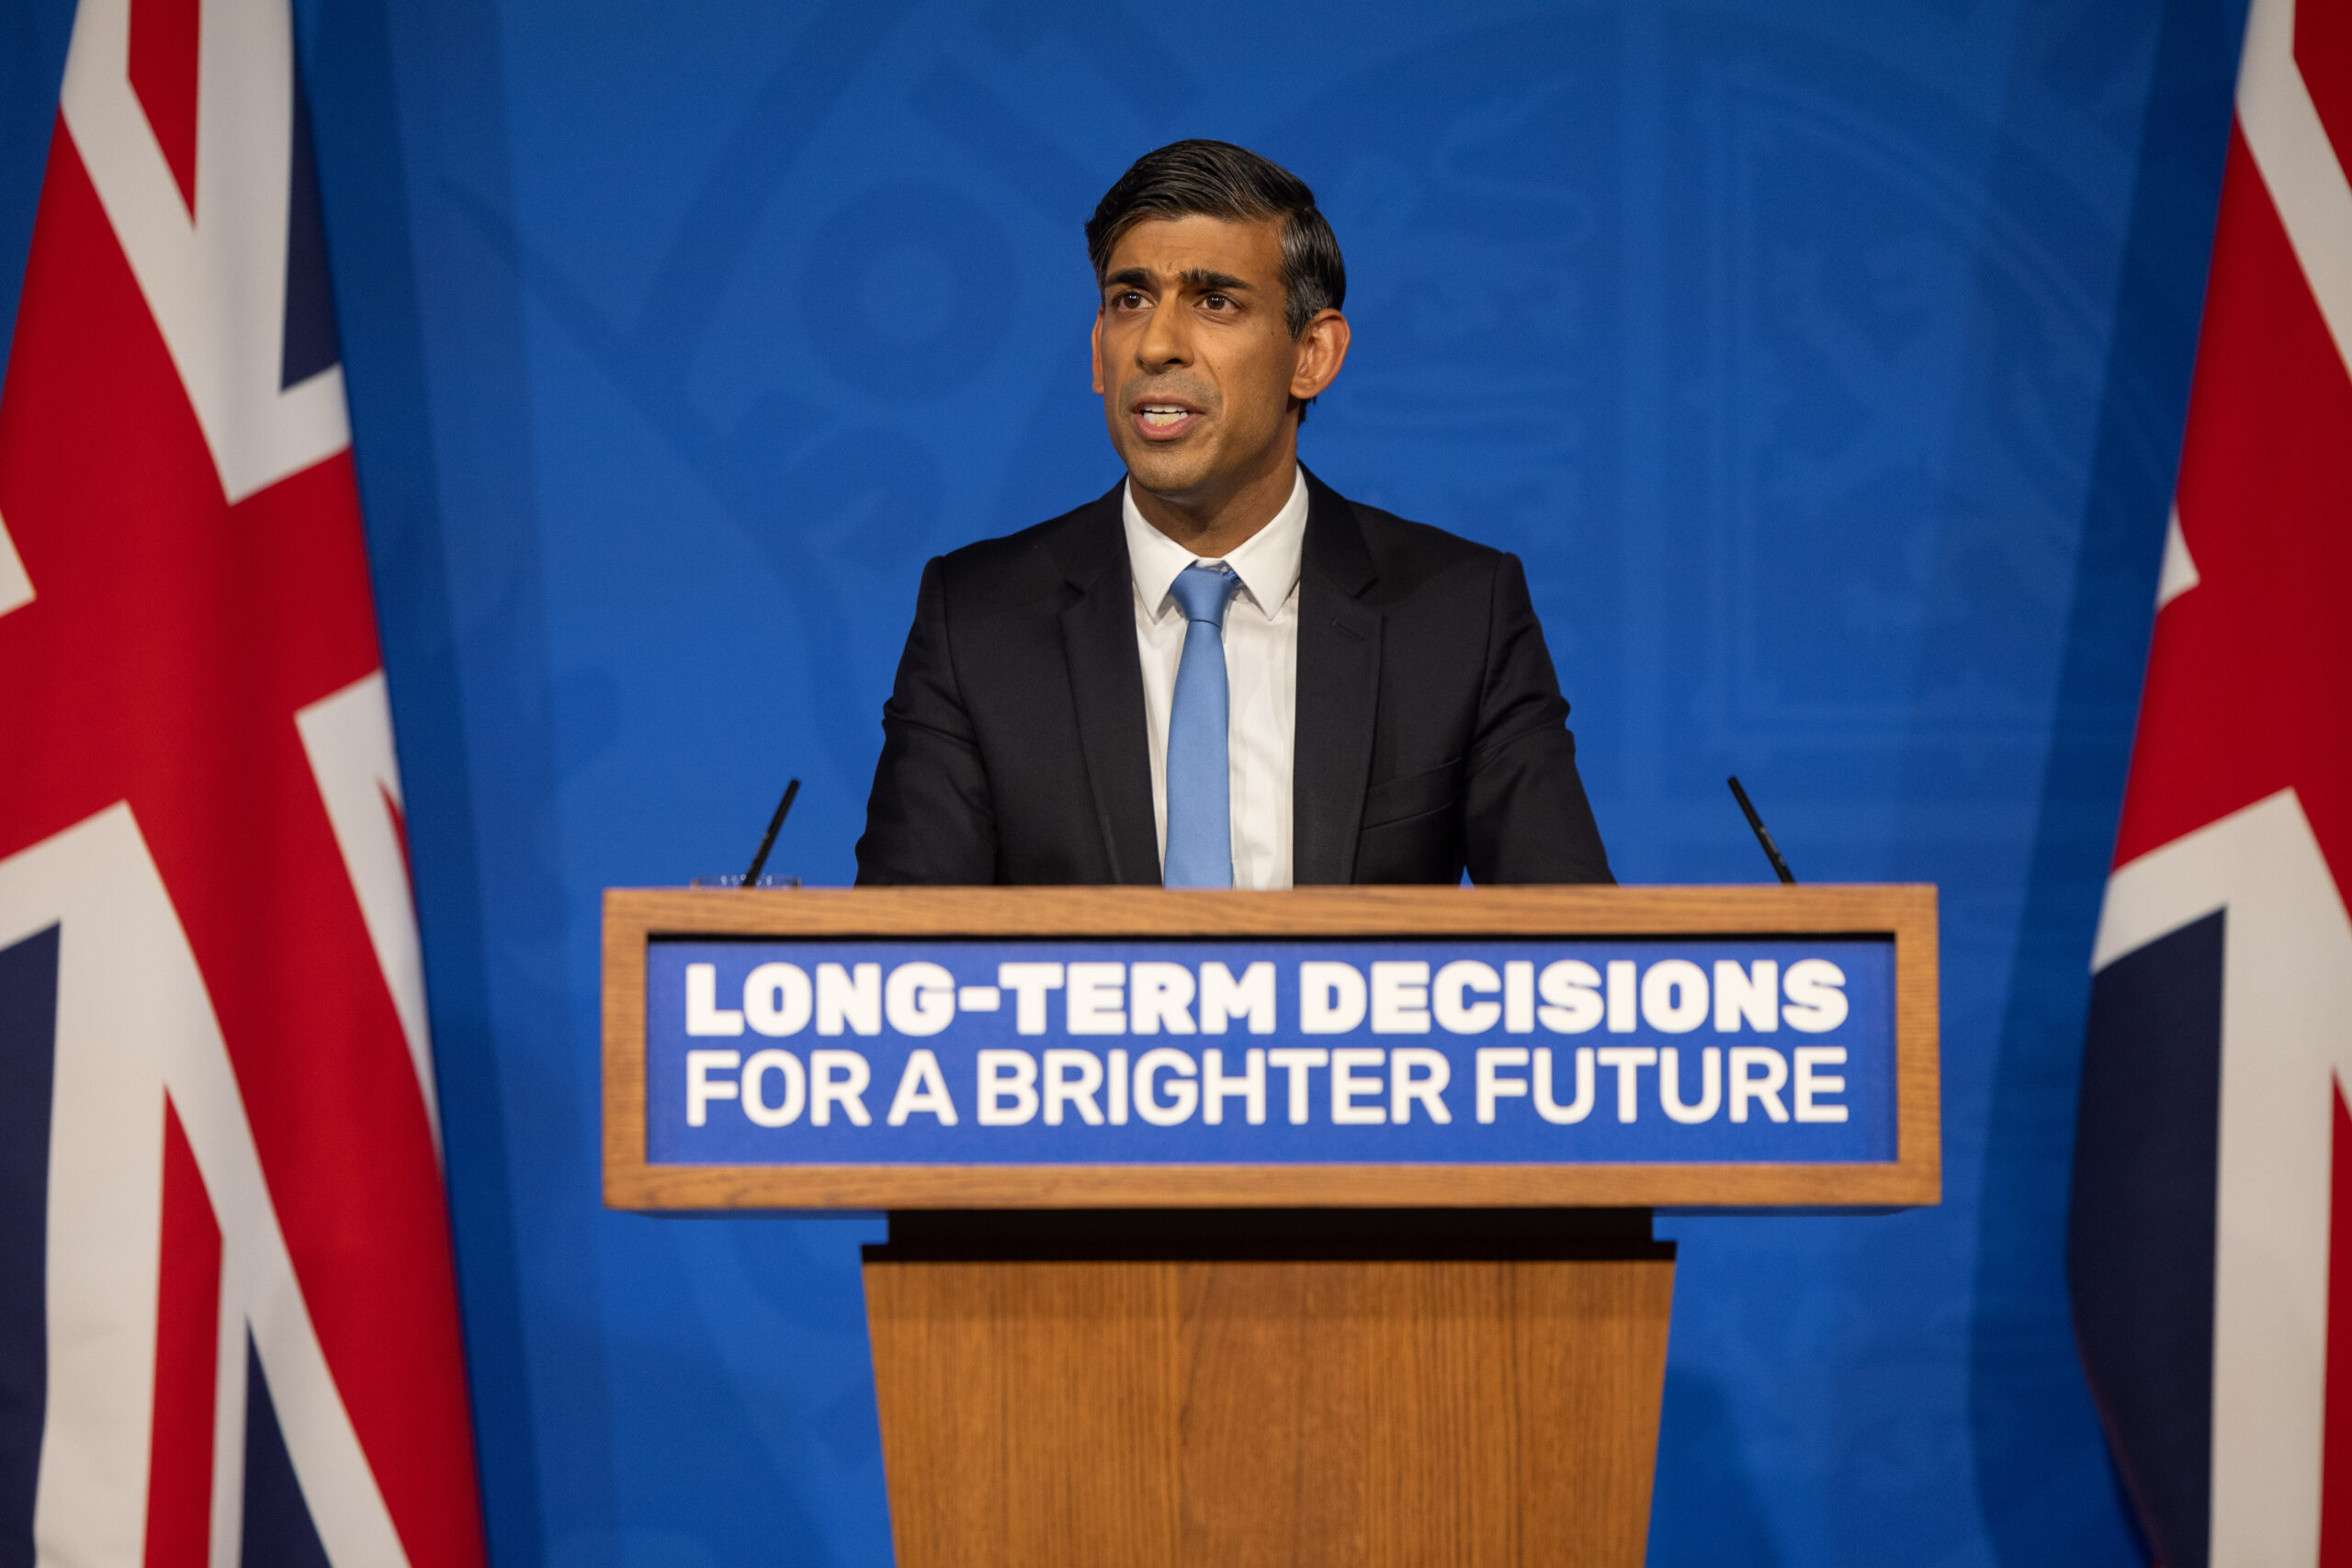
1726 776 1796 886
741 778 800 888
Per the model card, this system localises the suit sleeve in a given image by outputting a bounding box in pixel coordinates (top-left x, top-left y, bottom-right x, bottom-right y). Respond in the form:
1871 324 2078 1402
854 558 1001 885
1462 553 1615 885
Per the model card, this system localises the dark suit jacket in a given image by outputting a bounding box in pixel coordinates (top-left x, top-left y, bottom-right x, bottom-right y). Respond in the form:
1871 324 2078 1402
855 468 1611 886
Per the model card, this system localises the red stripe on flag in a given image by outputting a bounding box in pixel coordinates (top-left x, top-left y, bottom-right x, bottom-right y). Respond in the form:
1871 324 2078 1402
2111 127 2352 886
2324 1077 2352 1567
143 1099 220 1568
126 0 199 215
0 123 484 1568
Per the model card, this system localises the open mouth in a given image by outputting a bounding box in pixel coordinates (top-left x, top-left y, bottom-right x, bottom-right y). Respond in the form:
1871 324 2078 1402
1132 402 1202 438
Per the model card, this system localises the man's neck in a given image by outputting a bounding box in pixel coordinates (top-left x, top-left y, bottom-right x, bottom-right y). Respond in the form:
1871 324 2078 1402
1127 441 1299 559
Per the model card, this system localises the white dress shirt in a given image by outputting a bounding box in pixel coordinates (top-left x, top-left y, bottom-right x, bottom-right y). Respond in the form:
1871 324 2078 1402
1123 468 1306 890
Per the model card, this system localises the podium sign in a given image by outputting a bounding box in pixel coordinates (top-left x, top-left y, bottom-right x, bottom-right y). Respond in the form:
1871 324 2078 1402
605 886 1937 1210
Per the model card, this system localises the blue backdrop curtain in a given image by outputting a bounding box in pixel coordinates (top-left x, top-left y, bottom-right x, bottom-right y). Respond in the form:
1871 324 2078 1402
0 0 2245 1562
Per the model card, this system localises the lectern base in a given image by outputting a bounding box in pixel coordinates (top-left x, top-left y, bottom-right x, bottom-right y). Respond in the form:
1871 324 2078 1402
863 1210 1675 1568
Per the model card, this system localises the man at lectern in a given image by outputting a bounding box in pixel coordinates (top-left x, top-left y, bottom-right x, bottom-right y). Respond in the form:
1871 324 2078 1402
857 140 1611 890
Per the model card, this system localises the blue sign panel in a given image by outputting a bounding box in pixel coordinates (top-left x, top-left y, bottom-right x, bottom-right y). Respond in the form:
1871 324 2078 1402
644 939 1895 1167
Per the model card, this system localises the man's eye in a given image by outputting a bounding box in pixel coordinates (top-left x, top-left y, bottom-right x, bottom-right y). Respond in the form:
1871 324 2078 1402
1115 291 1148 310
1203 294 1232 310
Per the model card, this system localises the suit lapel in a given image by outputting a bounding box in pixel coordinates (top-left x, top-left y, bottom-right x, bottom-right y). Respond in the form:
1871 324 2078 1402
1056 490 1161 886
1292 469 1381 886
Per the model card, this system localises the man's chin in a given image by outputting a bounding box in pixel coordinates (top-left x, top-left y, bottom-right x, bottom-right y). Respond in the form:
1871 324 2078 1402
1116 442 1218 499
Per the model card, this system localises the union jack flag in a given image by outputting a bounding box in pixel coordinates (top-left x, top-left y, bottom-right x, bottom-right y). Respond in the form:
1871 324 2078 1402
2068 0 2352 1562
0 0 485 1562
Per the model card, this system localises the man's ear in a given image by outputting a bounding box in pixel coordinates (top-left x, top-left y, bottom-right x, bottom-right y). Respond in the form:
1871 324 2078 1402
1290 310 1351 401
1091 311 1105 396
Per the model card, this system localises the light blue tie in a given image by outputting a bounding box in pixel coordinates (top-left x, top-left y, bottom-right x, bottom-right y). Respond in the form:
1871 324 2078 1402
1164 563 1240 887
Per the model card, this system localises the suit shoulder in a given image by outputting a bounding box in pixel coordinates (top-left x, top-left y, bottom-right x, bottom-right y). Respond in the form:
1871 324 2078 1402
1345 500 1512 590
1349 501 1503 559
933 507 1074 584
929 488 1122 609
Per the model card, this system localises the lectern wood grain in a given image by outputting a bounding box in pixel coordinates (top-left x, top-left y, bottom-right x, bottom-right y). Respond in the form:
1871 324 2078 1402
865 1242 1674 1567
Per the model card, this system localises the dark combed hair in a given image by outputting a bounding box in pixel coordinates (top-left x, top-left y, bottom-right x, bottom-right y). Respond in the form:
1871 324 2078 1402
1085 140 1345 338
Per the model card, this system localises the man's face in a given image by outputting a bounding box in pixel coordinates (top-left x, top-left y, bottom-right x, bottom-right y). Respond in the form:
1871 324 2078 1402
1091 214 1338 504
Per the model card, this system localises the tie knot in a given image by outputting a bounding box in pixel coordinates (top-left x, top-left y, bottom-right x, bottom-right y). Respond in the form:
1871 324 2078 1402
1170 563 1239 627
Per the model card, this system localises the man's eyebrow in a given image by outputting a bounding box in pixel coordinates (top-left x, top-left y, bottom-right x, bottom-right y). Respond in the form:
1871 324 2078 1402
1101 266 1256 294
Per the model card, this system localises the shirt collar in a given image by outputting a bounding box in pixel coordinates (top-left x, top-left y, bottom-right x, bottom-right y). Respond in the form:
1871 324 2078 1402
1123 466 1308 618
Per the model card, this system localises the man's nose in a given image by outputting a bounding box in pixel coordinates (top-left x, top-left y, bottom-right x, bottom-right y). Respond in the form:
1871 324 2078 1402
1136 299 1190 368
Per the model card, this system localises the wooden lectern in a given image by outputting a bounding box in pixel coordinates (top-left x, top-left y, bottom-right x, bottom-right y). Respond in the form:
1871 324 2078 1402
605 886 1938 1567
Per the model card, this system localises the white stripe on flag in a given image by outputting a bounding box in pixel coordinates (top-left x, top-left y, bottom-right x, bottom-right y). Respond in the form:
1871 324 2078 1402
2095 788 2352 1565
2237 0 2352 383
0 504 30 618
297 671 441 1158
2154 506 2199 611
